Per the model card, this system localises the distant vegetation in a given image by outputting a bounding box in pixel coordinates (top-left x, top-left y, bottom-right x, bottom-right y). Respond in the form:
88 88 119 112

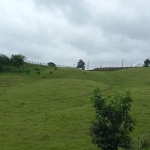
144 59 150 67
0 54 10 71
77 59 85 70
48 62 56 67
0 53 57 73
0 54 25 71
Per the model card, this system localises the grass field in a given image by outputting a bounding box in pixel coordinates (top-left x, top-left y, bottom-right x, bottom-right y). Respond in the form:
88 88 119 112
0 65 150 150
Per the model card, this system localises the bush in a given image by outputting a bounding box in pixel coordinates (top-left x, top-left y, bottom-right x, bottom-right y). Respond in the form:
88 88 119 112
48 62 56 67
90 88 136 150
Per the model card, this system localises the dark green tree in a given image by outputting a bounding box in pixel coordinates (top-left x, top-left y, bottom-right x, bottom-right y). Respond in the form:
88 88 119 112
10 54 25 69
48 62 56 67
0 54 10 71
144 59 150 67
90 88 136 150
77 59 85 70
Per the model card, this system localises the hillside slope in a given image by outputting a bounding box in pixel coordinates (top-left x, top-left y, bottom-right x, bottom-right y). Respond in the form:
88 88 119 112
0 66 150 150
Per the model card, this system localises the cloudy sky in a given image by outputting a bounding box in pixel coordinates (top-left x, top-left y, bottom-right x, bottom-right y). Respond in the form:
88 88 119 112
0 0 150 68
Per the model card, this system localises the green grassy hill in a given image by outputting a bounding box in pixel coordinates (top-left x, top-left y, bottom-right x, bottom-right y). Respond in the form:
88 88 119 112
0 65 150 150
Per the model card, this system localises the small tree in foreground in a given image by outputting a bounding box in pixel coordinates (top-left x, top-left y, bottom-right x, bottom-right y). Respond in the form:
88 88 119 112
90 89 136 150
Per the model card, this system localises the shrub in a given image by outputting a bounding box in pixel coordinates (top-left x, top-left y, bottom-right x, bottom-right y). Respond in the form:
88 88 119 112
90 88 136 150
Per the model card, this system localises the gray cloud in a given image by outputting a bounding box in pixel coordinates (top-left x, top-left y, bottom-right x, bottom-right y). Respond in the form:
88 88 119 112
35 0 91 26
0 0 149 68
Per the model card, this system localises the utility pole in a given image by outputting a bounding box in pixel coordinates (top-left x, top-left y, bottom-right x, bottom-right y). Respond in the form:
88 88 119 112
122 59 124 68
87 61 89 70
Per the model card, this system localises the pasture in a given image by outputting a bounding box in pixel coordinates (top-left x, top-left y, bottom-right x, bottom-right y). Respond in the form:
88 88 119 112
0 65 150 150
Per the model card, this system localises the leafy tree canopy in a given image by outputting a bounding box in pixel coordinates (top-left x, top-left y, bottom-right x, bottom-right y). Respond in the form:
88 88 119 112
48 62 56 67
10 54 25 69
77 59 85 70
90 88 136 150
144 59 150 67
0 54 10 71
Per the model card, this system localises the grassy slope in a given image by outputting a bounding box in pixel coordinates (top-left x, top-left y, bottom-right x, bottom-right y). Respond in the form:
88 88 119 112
0 65 150 150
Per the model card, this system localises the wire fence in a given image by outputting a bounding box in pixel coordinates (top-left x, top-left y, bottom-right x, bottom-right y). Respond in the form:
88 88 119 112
25 60 144 71
25 60 76 68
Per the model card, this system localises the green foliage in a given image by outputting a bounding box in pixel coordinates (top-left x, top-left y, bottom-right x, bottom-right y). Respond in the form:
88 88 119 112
144 59 150 67
77 59 85 70
48 62 56 67
10 54 25 69
90 88 136 150
0 54 10 71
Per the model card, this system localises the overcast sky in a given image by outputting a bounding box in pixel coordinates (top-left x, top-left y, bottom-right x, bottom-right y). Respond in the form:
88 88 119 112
0 0 150 68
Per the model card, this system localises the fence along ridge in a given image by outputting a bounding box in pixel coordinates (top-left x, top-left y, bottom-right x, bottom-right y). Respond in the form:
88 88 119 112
25 60 75 68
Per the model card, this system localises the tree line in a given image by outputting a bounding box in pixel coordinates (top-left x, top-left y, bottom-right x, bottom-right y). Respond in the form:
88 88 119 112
0 54 25 71
0 53 59 72
1 53 149 73
0 54 85 72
